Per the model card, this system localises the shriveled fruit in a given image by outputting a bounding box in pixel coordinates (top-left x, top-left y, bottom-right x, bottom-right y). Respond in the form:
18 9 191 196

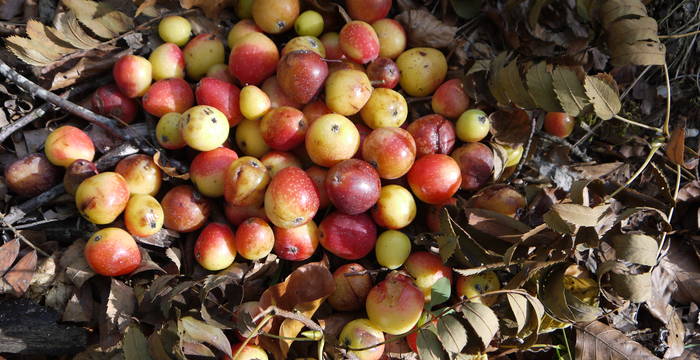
124 194 164 237
4 153 60 197
406 114 456 157
224 156 270 207
451 142 493 191
85 228 141 276
161 185 211 232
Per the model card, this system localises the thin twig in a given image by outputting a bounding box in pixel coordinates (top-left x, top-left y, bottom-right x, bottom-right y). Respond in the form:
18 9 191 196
232 314 274 360
608 142 663 199
659 29 700 39
613 114 663 133
662 63 672 137
0 217 50 256
538 131 592 162
657 164 682 259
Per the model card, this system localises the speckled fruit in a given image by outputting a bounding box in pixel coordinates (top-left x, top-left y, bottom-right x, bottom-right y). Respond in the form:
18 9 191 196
366 57 400 88
142 78 194 118
161 185 211 232
229 33 280 86
124 194 164 237
325 159 381 215
328 263 373 312
75 172 130 225
365 272 424 335
264 167 319 228
4 153 60 197
194 222 237 271
156 112 186 150
339 21 380 64
276 50 328 104
235 217 274 260
84 227 141 276
319 212 376 260
396 47 447 97
273 220 319 261
44 125 95 167
260 106 308 151
361 127 416 179
179 105 230 151
195 78 243 127
190 147 239 198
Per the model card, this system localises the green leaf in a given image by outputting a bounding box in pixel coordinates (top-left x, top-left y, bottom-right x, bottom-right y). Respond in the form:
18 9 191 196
124 325 153 360
417 328 449 360
436 315 468 353
437 234 458 263
488 52 512 106
461 302 499 349
451 0 482 19
178 316 232 358
552 66 590 117
428 277 452 309
525 62 562 112
500 59 537 109
584 75 622 120
611 234 658 266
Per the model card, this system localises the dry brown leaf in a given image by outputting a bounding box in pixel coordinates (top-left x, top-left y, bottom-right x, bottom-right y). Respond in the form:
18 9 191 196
63 0 133 39
395 8 457 49
489 109 531 148
584 74 621 120
2 250 37 296
667 125 686 168
0 239 20 276
179 0 229 19
574 321 659 360
60 239 95 288
552 66 591 117
279 298 325 357
153 151 190 180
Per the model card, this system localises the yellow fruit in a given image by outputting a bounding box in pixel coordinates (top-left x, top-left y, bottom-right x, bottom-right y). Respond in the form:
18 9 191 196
375 230 411 269
360 88 408 129
158 16 191 46
396 47 447 96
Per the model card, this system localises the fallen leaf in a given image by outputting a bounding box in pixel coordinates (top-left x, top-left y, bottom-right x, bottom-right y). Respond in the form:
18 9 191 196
395 8 458 49
461 302 499 350
552 66 590 117
584 74 621 120
124 324 152 360
574 321 659 359
436 315 467 353
611 233 658 266
105 279 136 334
0 239 20 276
525 61 563 112
153 151 190 180
2 250 37 296
417 327 448 360
499 59 537 109
179 316 232 358
60 239 96 288
667 125 686 167
63 0 134 39
179 0 229 19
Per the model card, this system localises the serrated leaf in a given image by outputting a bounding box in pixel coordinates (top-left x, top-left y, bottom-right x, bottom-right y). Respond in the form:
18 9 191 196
26 20 75 55
526 62 562 112
428 277 451 309
610 271 652 303
461 302 499 349
417 328 449 360
500 59 537 109
63 0 133 39
488 52 511 106
611 234 658 266
53 12 103 49
543 211 576 234
437 234 458 263
548 203 610 228
607 17 660 46
5 37 57 66
539 263 602 323
179 316 232 358
584 75 621 120
0 239 19 277
575 321 659 359
467 59 491 76
124 325 153 360
552 66 590 117
600 0 648 27
506 293 529 334
437 315 468 353
610 40 666 66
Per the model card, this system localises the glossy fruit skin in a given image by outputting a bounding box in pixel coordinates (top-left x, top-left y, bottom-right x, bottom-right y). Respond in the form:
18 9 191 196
305 166 330 209
252 0 300 34
396 47 447 97
456 109 490 142
361 127 416 179
407 154 461 205
365 272 424 335
319 212 377 260
229 32 280 86
320 32 343 60
339 21 380 64
281 35 326 58
371 184 416 229
273 220 319 261
276 50 329 104
158 16 191 46
325 159 381 215
328 263 373 311
260 151 301 177
338 318 385 360
225 344 268 360
260 106 308 151
194 222 237 271
113 55 152 98
366 57 400 88
406 114 456 157
544 112 575 138
124 194 164 237
149 43 186 81
456 271 501 306
156 112 186 150
264 167 320 228
371 18 406 59
469 184 526 217
235 119 270 158
179 105 230 152
91 84 138 124
404 251 453 300
375 230 411 269
227 19 262 48
346 0 392 23
142 78 194 117
75 172 130 225
224 156 270 207
114 154 162 196
4 153 60 197
295 10 324 37
261 76 301 109
63 159 98 195
451 142 494 191
161 185 211 232
325 69 372 116
183 34 225 80
195 78 243 127
84 228 141 276
206 64 236 84
305 114 360 167
235 217 274 260
240 85 271 120
225 202 268 226
190 147 239 198
360 88 408 129
44 125 95 167
432 79 470 119
302 100 332 124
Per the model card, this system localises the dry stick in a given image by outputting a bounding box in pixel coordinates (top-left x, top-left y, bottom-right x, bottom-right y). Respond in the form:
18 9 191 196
0 76 111 143
537 131 592 162
659 29 700 39
510 115 538 181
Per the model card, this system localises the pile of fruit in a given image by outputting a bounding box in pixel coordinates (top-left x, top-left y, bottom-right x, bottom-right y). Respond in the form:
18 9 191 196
2 1 580 358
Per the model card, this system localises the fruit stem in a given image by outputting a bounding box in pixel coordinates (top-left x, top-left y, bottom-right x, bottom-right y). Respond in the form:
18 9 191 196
662 63 671 137
607 141 663 199
657 164 682 259
612 114 662 133
232 313 274 360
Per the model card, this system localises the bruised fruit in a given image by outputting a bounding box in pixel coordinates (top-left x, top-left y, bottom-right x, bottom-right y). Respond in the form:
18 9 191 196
468 184 526 217
338 319 385 360
319 212 376 260
328 263 373 312
325 159 381 215
91 84 138 124
156 112 185 150
366 57 400 88
276 50 328 104
371 184 416 229
407 154 461 204
456 271 501 306
361 127 416 179
183 34 225 80
273 220 319 261
360 88 408 129
406 114 456 157
113 55 152 98
396 47 447 97
239 85 271 120
365 272 424 335
235 217 274 260
179 105 230 151
305 114 360 167
251 0 300 34
371 18 406 59
325 69 372 116
235 119 270 158
229 33 280 85
264 167 319 228
339 21 380 64
44 125 95 167
224 156 270 207
194 222 237 271
260 106 307 151
85 228 141 276
142 78 194 117
149 43 185 80
375 230 411 269
63 159 98 195
161 185 211 232
432 79 470 119
4 153 60 197
404 251 453 301
124 194 164 237
75 172 130 225
158 16 191 46
195 78 243 127
451 142 493 191
115 154 162 196
190 147 239 198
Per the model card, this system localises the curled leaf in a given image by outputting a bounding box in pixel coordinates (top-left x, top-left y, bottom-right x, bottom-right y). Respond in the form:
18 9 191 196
611 234 658 266
395 8 458 49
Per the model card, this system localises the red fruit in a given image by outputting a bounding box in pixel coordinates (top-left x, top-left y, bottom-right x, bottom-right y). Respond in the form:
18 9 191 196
346 0 392 23
113 55 152 98
325 159 381 215
544 112 575 138
261 76 302 109
44 125 95 167
404 251 453 300
194 222 237 271
91 84 138 124
84 228 141 276
365 272 424 335
451 142 494 191
260 106 308 151
320 32 343 60
327 263 373 311
406 114 456 157
190 147 239 198
273 221 319 261
407 154 461 204
305 166 330 209
276 50 329 104
366 57 400 88
339 21 380 64
425 197 457 233
225 202 268 226
361 127 416 179
431 79 470 119
235 217 274 260
260 151 301 177
319 212 377 260
142 78 194 118
4 153 60 197
264 167 320 228
229 32 280 85
161 185 212 232
195 77 243 127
